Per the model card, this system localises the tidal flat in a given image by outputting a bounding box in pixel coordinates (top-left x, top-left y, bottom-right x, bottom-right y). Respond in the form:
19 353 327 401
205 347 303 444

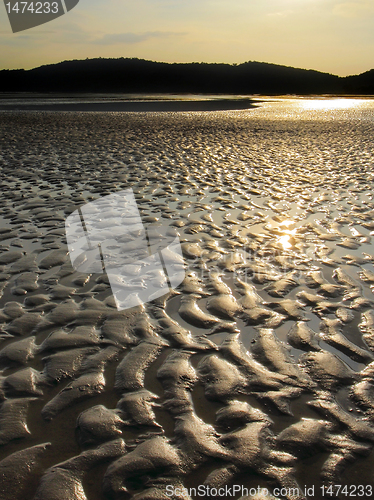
0 97 374 499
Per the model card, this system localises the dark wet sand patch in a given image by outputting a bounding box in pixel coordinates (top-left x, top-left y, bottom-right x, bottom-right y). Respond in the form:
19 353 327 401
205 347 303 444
0 98 256 113
1 103 374 498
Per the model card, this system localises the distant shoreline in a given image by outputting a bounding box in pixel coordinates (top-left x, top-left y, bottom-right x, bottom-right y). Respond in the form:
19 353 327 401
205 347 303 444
1 92 374 98
0 97 258 112
0 94 373 113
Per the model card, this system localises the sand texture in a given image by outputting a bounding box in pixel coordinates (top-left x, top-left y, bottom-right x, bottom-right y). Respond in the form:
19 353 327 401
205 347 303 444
0 98 374 499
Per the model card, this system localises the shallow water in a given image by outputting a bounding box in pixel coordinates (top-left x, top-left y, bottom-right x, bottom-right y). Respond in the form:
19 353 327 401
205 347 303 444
1 98 374 500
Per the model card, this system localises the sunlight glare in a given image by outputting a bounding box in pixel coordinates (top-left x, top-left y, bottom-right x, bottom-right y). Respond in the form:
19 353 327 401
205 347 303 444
301 99 363 111
278 224 297 250
279 220 294 227
279 234 292 249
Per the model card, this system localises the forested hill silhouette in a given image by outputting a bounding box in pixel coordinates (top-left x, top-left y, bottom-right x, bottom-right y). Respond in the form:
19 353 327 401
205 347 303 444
1 58 374 94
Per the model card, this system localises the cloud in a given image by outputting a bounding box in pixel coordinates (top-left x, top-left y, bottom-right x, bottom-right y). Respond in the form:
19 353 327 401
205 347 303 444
0 33 35 45
267 10 294 18
92 31 185 45
333 1 374 18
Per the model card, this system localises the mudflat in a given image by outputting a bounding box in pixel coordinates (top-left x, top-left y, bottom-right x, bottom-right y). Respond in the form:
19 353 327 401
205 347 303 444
0 97 374 500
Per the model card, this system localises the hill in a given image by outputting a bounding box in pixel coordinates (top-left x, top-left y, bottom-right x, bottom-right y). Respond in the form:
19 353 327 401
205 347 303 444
0 58 373 94
343 69 374 95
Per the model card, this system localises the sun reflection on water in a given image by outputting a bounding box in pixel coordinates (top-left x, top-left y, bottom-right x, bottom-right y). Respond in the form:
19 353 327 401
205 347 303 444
279 220 294 228
277 220 297 249
279 234 292 249
301 98 364 111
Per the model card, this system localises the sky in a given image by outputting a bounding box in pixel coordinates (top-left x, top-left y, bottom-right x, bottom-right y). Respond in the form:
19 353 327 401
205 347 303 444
1 0 374 76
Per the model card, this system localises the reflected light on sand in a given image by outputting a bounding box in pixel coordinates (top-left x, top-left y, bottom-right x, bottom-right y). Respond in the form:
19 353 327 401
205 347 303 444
279 220 294 228
301 99 363 111
278 223 297 250
279 234 292 249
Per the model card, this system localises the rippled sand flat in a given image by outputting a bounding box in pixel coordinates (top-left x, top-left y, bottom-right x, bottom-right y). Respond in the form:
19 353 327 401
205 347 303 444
0 98 374 499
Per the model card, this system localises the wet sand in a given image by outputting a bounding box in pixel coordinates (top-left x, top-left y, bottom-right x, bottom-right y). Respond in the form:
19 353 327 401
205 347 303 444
0 95 256 112
0 98 374 499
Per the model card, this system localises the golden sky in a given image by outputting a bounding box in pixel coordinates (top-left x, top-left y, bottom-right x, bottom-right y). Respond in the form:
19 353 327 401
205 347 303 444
1 0 374 75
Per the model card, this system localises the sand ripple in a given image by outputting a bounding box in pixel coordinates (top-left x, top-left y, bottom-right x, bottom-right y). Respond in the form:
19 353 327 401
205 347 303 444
1 102 374 498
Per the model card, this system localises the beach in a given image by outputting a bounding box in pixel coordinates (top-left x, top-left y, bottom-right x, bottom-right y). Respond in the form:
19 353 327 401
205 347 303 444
0 97 374 499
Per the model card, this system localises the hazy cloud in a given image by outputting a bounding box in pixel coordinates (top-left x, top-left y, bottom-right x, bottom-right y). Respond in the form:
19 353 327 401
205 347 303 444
1 0 374 75
93 31 184 45
333 1 374 18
